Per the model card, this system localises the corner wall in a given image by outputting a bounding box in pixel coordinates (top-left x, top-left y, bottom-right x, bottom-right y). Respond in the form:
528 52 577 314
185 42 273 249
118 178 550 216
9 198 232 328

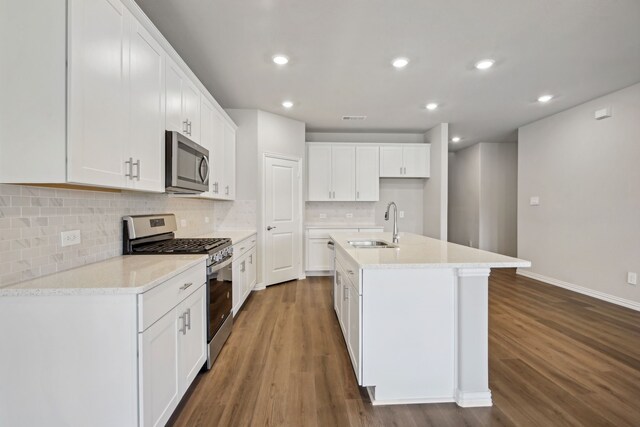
423 124 448 240
518 82 640 307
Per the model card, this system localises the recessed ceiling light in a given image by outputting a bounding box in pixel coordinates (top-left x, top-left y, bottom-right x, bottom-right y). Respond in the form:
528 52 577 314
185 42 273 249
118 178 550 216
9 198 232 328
282 100 294 108
392 57 409 68
451 136 461 143
272 55 289 65
475 59 495 70
426 103 438 111
537 94 553 103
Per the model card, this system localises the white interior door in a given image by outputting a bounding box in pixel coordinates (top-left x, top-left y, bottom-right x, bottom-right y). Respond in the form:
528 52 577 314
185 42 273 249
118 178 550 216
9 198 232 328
265 156 301 286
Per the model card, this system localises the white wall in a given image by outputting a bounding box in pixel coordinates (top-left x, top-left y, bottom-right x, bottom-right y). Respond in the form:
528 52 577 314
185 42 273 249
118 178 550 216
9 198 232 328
479 143 517 256
448 144 480 248
423 124 448 239
227 110 258 201
518 82 640 306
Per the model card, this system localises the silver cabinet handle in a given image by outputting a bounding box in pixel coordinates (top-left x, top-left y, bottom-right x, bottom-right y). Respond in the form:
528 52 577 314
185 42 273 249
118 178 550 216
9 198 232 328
344 286 349 300
356 191 359 199
327 241 335 250
183 120 188 134
328 191 331 199
347 270 354 275
179 282 193 291
125 157 133 179
249 254 253 264
133 159 140 181
400 166 403 175
179 313 187 335
336 271 341 285
225 185 229 195
187 120 192 136
185 308 191 330
213 182 218 193
241 261 246 272
266 226 276 231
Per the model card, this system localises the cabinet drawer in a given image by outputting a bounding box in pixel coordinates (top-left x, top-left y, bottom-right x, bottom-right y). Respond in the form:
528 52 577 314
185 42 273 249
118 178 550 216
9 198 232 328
233 234 256 261
138 262 206 332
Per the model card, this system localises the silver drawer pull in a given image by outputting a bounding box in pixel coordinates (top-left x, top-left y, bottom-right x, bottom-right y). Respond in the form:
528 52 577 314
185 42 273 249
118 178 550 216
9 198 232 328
179 313 187 335
179 282 193 291
185 308 191 330
347 270 354 275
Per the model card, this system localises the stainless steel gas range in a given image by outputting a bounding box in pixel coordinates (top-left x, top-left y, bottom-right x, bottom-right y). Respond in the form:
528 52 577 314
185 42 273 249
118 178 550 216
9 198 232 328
123 213 233 370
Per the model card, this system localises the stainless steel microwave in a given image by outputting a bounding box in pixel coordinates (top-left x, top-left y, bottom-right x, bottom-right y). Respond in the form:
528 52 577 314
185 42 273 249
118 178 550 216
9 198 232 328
165 131 209 193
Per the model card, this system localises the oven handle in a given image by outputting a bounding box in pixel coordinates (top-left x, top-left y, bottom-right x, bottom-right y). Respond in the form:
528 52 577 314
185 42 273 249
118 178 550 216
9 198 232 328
208 256 233 275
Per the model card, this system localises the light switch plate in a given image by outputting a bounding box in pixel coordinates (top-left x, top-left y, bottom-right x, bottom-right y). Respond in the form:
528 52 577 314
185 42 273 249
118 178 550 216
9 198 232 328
530 196 540 206
319 213 327 219
180 219 187 228
399 211 405 218
628 272 637 285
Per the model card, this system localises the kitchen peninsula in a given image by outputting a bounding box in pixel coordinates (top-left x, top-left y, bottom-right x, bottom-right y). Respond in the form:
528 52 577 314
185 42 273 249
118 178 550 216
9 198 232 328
330 231 530 407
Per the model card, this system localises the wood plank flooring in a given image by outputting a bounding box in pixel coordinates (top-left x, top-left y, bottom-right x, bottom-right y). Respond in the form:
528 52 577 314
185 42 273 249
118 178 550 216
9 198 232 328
169 270 640 427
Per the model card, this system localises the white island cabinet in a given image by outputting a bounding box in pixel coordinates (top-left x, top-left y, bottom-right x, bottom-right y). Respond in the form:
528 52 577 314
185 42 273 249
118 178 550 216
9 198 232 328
330 232 530 407
0 255 207 427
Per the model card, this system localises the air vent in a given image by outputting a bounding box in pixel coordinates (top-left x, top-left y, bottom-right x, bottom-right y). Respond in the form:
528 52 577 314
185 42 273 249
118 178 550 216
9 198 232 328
342 115 367 121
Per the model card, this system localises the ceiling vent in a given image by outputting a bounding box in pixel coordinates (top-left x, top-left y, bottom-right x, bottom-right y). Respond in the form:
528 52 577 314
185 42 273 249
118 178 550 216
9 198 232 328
342 115 367 121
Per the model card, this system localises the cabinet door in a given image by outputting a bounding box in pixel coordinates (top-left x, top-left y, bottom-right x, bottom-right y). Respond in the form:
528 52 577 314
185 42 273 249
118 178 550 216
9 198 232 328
128 15 165 192
307 238 334 271
198 97 216 198
182 79 200 143
223 123 236 200
178 285 207 395
139 309 180 427
355 146 379 201
347 284 361 383
246 248 257 297
307 144 332 201
403 145 430 177
165 58 185 134
379 145 404 177
331 145 356 201
210 110 225 197
67 0 128 188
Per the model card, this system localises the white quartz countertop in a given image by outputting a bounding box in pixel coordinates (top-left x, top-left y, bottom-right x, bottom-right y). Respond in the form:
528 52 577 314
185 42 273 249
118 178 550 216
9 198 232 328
193 229 256 244
0 255 207 296
330 232 531 269
306 224 383 229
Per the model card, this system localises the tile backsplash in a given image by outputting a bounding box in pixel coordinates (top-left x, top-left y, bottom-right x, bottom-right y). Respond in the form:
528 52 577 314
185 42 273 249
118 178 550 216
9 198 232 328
214 199 257 230
0 184 217 287
305 201 378 226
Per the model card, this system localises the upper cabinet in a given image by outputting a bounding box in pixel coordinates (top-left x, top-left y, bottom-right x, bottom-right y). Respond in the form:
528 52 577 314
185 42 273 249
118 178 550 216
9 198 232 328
307 143 380 202
0 0 236 194
166 57 200 144
380 144 430 178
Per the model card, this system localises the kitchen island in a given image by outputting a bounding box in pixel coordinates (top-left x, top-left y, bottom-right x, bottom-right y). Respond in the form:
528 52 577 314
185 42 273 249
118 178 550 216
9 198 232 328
330 231 530 407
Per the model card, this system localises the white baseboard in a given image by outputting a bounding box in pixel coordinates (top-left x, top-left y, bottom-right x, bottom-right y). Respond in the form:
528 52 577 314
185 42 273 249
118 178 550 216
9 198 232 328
454 390 492 407
305 271 333 277
252 282 266 291
366 387 456 406
516 269 640 312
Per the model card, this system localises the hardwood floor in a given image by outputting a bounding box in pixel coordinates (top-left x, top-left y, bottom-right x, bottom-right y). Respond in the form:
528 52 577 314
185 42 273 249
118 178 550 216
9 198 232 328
169 270 640 427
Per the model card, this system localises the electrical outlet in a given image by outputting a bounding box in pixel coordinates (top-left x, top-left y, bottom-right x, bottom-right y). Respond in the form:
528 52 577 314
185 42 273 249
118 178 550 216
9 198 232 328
61 230 81 247
530 196 540 206
204 216 210 224
399 211 405 218
628 272 637 286
346 213 353 219
180 219 187 228
319 213 327 219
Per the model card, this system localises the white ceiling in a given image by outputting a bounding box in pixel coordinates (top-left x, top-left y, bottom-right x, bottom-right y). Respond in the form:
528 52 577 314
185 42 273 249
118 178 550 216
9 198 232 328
135 0 640 150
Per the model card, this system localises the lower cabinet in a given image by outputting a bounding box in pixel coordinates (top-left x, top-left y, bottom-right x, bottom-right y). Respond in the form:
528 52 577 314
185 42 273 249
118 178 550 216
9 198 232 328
232 234 257 316
334 250 362 383
306 227 383 274
139 282 207 427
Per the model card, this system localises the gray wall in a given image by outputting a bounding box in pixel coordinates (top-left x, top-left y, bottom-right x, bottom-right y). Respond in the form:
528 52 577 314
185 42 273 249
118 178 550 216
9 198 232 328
518 82 640 305
448 142 517 256
423 124 449 239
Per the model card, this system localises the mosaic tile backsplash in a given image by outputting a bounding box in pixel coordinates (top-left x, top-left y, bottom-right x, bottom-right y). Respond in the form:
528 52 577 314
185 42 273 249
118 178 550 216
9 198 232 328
0 184 219 287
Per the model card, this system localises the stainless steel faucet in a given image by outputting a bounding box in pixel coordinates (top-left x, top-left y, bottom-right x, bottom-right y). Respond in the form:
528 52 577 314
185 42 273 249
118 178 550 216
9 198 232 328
384 202 399 243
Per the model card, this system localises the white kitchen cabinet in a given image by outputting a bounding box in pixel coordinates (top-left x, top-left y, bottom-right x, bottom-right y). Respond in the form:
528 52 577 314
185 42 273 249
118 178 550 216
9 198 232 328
222 123 237 200
197 96 216 199
347 282 361 379
307 144 332 201
165 57 200 144
232 234 257 315
177 286 207 395
355 146 379 201
379 144 430 178
331 145 356 200
209 110 226 197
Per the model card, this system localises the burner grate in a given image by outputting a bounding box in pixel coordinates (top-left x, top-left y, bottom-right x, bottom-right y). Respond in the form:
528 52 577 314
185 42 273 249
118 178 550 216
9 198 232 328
133 238 229 254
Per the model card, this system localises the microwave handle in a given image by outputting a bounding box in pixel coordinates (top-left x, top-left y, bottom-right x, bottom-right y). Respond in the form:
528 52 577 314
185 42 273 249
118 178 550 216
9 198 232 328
200 156 210 184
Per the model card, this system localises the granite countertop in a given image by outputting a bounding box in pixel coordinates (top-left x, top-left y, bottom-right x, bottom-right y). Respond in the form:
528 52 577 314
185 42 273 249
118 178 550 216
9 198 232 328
330 232 531 270
0 255 207 296
194 229 256 244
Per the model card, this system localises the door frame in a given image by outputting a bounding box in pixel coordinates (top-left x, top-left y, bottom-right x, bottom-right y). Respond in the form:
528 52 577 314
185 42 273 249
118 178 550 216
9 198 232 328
260 152 305 288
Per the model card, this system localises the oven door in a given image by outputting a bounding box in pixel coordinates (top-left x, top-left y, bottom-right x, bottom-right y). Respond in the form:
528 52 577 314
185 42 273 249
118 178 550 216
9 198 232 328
207 259 233 342
165 130 210 193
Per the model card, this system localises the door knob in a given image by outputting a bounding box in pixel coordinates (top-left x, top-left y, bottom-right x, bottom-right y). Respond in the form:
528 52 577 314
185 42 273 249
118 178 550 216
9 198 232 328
267 226 276 231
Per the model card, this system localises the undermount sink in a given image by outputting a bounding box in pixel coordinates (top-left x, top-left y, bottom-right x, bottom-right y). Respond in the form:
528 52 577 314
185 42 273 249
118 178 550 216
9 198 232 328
348 240 398 249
